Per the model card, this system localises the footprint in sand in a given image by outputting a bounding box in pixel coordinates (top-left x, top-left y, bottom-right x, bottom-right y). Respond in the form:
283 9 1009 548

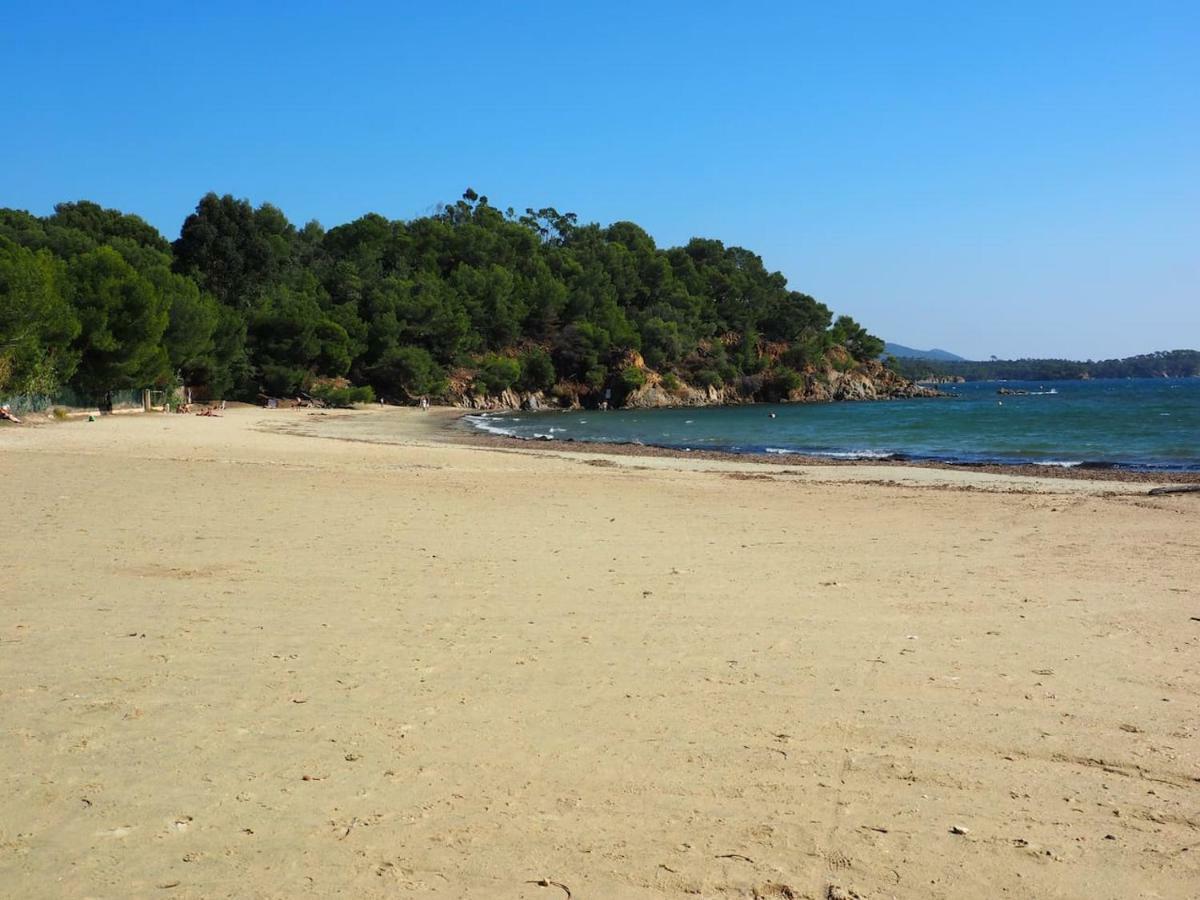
824 849 851 871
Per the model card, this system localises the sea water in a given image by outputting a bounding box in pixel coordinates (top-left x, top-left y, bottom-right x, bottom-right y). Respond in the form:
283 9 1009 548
467 378 1200 471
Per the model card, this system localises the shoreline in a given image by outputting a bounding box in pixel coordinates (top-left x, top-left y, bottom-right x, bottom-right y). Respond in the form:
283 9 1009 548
443 409 1200 485
12 403 1192 485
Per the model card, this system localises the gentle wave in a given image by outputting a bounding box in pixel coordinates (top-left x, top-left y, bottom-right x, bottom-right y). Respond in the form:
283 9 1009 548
463 414 517 437
765 447 897 460
808 449 898 460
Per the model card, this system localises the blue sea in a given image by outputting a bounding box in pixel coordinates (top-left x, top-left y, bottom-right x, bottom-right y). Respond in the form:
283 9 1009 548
467 378 1200 471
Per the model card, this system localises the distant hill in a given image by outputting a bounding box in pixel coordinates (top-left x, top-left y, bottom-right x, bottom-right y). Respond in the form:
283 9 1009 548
884 342 965 362
889 349 1200 382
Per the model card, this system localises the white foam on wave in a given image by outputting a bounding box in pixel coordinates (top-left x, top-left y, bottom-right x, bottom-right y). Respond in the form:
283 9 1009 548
1031 459 1083 468
810 449 896 460
465 415 518 437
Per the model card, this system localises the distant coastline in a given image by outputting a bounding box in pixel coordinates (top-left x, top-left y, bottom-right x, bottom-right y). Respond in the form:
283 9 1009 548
889 349 1199 382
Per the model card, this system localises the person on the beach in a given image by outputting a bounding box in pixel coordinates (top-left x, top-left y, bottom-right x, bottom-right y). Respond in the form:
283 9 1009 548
0 404 21 424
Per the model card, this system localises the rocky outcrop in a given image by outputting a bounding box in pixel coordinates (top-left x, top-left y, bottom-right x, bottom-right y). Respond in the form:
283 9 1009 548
622 378 747 409
915 374 966 384
452 387 556 411
795 360 942 403
447 357 941 411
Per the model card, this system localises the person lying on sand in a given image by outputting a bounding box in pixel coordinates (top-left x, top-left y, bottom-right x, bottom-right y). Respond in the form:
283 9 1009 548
0 404 21 424
196 407 221 417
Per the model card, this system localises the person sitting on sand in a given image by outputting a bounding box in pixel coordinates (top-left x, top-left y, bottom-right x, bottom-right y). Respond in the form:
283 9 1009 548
0 404 21 424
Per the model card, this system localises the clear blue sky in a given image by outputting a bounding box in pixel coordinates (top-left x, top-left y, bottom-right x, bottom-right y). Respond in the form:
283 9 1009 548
3 1 1197 359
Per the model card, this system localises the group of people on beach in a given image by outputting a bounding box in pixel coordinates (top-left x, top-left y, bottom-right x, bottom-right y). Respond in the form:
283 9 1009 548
0 401 224 423
175 399 225 416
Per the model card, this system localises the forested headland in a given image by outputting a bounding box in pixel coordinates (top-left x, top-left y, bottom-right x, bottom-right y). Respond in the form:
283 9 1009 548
1 190 898 409
891 350 1200 383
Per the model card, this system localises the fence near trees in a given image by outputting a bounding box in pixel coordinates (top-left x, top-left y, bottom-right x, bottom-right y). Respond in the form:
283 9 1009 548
0 388 148 415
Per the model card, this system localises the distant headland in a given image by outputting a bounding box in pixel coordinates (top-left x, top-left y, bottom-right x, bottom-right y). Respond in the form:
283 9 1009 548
889 349 1199 382
1 190 930 412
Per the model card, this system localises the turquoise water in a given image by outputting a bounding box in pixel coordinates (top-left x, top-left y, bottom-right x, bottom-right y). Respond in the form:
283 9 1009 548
468 378 1200 471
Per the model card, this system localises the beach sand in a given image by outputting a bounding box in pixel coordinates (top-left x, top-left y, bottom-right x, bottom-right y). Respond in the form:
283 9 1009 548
1 406 1197 898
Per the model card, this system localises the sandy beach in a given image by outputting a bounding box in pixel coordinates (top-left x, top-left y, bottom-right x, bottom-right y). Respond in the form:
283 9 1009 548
1 405 1197 899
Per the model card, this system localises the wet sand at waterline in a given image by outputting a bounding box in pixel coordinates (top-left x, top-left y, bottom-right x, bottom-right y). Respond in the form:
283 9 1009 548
1 406 1197 898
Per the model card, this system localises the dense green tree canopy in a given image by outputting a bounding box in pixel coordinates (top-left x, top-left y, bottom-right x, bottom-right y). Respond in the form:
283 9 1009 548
1 190 895 402
69 247 171 393
0 237 80 395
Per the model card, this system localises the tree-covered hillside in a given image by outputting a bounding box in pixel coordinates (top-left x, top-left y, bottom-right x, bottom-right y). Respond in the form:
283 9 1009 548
1 191 886 404
891 350 1200 382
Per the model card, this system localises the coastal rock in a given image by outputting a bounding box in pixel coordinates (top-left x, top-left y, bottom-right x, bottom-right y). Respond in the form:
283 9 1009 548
446 357 941 410
917 374 966 384
798 361 941 403
622 373 752 409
